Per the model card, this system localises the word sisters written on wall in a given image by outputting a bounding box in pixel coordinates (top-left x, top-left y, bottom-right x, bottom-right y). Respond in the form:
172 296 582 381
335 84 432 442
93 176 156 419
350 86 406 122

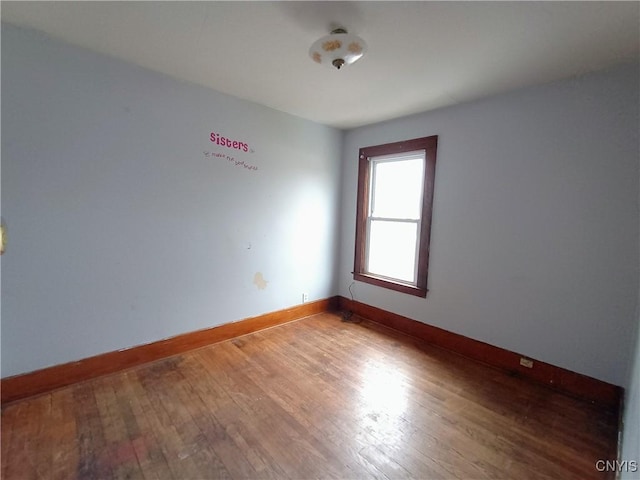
204 130 258 172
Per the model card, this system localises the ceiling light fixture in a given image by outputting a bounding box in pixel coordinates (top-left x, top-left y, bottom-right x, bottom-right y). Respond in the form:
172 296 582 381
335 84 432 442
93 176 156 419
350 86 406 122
309 28 367 70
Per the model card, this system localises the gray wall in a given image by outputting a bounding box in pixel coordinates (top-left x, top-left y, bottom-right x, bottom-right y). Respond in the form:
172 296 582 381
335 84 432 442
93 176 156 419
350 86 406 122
621 161 640 477
622 317 640 477
339 63 640 387
1 24 342 377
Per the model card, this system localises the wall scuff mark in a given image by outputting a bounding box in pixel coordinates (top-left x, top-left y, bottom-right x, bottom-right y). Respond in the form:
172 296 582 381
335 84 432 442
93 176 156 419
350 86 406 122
253 272 268 290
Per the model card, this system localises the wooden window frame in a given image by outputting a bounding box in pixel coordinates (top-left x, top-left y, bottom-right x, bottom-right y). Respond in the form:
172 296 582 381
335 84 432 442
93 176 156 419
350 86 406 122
353 136 438 297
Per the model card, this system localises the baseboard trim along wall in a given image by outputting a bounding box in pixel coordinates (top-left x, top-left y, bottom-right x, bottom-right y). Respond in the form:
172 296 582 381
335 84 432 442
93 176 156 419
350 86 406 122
338 296 623 411
1 297 338 405
2 295 622 410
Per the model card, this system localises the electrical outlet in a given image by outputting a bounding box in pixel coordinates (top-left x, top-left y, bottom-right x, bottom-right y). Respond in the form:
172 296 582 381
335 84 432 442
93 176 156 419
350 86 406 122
302 292 309 303
520 357 534 368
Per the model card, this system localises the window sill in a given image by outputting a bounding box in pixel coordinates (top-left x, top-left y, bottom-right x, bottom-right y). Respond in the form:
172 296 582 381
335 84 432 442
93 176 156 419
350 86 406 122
353 272 427 298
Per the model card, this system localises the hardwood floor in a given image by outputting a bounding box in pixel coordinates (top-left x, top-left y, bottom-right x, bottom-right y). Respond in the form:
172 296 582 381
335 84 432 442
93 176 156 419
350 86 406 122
1 313 618 479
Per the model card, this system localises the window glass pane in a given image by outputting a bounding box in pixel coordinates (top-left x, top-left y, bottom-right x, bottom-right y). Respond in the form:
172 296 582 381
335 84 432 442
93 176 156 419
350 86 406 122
367 220 417 283
371 156 424 219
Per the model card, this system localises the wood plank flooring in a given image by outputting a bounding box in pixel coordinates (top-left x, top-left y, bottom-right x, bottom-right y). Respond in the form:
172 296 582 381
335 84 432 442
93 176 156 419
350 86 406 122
1 313 619 479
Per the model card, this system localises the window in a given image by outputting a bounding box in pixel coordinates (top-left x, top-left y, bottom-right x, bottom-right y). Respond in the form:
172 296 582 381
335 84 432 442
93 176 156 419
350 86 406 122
354 136 437 297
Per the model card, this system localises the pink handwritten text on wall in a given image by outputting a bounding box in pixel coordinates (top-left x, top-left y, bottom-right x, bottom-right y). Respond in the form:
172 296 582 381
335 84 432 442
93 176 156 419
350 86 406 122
203 151 258 171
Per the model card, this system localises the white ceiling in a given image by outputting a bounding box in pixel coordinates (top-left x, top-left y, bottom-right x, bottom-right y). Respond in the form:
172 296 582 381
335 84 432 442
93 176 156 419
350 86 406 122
2 1 639 129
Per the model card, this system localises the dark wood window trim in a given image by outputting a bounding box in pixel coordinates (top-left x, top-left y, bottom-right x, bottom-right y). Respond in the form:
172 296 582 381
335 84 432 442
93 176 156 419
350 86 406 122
354 136 438 297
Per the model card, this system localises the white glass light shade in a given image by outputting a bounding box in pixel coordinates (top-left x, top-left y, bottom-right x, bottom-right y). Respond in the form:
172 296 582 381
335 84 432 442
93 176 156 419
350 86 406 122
309 29 367 70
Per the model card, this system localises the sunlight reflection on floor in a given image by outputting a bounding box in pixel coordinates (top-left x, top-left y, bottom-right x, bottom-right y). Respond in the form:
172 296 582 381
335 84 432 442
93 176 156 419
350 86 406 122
358 360 410 448
360 360 408 415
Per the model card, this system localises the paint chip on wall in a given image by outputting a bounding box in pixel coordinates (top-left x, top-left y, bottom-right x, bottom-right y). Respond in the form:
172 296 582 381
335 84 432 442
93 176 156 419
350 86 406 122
253 272 268 290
